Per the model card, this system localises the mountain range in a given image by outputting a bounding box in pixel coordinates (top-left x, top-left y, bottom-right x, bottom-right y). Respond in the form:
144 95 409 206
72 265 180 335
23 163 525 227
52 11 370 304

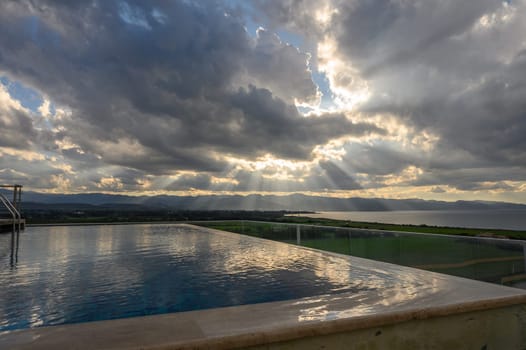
4 190 526 211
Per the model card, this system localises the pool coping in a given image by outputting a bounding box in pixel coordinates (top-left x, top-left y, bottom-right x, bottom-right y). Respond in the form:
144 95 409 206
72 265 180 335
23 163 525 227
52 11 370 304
1 224 526 349
2 288 525 350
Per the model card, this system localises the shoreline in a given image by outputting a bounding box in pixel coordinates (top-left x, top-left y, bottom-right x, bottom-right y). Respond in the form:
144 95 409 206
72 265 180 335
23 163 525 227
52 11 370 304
276 216 526 240
16 216 526 240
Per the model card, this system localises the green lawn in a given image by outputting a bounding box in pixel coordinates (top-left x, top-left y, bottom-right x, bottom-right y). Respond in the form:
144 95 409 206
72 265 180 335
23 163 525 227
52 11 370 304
274 216 526 240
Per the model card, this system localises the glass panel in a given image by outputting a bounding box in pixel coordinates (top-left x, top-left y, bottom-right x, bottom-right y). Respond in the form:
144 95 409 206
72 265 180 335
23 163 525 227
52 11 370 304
200 221 526 289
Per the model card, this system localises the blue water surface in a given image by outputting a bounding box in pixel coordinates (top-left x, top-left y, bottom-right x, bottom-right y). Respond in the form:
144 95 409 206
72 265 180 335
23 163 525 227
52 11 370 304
0 224 373 331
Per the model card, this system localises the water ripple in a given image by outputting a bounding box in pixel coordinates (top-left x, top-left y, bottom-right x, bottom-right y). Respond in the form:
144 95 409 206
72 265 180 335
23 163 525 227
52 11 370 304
2 224 388 331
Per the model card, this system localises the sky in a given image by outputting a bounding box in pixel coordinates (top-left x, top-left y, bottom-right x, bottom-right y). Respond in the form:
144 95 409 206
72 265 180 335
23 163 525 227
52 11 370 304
0 0 525 203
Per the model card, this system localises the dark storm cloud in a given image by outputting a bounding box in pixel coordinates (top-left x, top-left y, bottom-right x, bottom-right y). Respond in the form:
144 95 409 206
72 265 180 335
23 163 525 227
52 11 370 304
60 147 102 165
0 108 35 149
0 152 70 190
407 167 526 191
454 182 514 192
430 186 446 194
440 52 526 166
0 168 28 183
258 0 526 191
0 84 38 149
2 0 524 197
334 141 525 191
329 0 499 77
366 50 526 168
316 161 362 190
111 168 148 186
330 0 526 174
252 0 322 36
0 0 379 177
339 143 419 176
163 173 218 192
245 28 319 104
226 87 385 159
162 160 362 192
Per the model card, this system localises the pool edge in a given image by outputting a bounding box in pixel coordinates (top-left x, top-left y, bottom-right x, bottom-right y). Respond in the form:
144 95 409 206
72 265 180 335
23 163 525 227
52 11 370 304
2 223 526 349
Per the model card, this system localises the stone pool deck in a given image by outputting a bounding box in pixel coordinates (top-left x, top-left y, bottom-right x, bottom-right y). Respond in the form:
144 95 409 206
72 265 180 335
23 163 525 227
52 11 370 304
1 224 526 349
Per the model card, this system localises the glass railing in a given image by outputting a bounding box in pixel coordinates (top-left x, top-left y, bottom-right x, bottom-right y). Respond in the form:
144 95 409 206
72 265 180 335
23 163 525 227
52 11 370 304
198 221 526 289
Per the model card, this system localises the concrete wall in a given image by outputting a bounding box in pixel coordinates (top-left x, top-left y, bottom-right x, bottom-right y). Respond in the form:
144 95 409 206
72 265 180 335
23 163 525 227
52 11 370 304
246 304 526 350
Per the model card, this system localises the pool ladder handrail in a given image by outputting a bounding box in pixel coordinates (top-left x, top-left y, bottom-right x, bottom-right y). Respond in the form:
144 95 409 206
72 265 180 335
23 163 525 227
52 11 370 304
0 193 22 233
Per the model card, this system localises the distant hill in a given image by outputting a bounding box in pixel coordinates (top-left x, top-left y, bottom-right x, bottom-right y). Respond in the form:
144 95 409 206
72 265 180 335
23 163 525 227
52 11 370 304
6 190 526 211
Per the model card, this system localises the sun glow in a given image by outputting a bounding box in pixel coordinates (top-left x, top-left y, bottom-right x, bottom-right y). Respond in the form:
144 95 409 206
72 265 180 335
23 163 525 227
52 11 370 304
313 140 346 161
317 37 371 110
314 6 338 28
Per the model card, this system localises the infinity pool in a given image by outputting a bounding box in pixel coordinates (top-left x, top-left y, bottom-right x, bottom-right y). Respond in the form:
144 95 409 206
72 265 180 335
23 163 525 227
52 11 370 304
2 224 526 349
0 223 394 331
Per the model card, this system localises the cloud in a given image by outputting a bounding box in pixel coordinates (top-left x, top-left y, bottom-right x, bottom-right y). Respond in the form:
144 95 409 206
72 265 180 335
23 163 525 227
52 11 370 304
430 186 446 194
164 173 213 192
0 151 69 191
407 167 526 191
160 159 363 193
226 86 385 159
255 0 526 197
315 161 362 190
252 0 325 37
0 0 525 201
0 168 29 183
330 0 501 77
0 84 37 149
0 1 382 179
339 142 419 176
241 28 320 105
327 0 526 172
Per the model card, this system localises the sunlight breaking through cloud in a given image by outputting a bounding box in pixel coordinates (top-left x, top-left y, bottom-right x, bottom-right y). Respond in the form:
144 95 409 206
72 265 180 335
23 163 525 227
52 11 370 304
0 0 524 204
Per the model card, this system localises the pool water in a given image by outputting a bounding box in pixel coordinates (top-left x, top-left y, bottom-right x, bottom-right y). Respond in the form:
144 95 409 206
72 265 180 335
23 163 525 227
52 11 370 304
0 224 396 332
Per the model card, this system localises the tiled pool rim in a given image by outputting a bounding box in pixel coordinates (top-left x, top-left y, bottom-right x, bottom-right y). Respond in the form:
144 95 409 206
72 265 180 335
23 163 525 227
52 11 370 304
1 224 526 349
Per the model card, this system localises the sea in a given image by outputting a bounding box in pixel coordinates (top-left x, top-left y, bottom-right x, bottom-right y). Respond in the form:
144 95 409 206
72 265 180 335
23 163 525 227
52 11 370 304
290 209 526 231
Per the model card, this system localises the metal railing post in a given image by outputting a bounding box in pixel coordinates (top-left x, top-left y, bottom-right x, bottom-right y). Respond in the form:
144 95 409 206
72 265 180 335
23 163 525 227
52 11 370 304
0 193 22 232
296 225 301 245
